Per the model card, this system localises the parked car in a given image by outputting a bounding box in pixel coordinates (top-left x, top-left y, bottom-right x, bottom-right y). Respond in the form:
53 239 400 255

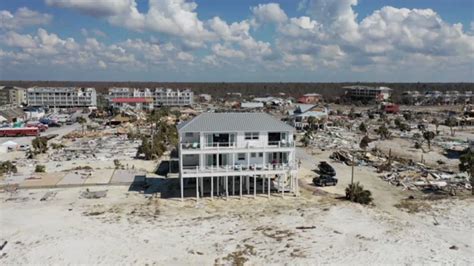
318 161 336 176
312 175 338 187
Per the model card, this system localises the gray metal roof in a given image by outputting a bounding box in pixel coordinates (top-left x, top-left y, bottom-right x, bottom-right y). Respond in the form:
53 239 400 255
178 112 295 133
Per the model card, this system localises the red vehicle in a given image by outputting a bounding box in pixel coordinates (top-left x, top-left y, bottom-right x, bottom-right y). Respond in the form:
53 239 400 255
383 104 400 114
0 127 40 137
26 122 48 132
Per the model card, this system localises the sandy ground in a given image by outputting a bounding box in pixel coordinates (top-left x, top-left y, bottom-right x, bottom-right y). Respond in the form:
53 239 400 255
1 185 473 264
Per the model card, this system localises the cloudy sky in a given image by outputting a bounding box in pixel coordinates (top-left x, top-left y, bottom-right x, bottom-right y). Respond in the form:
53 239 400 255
0 0 473 82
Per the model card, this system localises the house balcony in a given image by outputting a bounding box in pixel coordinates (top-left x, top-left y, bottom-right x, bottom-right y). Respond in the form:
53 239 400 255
180 141 295 153
181 163 297 177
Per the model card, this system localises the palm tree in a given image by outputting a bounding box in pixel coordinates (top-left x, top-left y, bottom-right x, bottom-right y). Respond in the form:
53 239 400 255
432 118 439 134
77 117 87 134
377 124 390 140
302 131 312 147
358 122 367 134
423 131 435 150
445 117 457 136
307 116 316 131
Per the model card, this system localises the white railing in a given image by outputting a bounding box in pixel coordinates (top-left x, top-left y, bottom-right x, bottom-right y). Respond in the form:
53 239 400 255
180 141 295 150
182 163 295 174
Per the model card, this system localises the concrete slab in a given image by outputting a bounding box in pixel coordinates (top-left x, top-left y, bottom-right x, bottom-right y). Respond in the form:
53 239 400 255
110 169 146 184
56 171 90 186
0 173 29 186
84 169 114 185
20 172 66 188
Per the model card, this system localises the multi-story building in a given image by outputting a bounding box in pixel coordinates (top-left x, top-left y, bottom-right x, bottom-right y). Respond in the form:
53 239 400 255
27 87 97 108
108 87 193 109
177 112 298 200
0 86 26 107
344 86 392 102
108 88 154 110
153 88 193 107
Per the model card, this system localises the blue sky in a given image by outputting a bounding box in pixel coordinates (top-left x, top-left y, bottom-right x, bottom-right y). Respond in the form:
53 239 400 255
0 0 473 82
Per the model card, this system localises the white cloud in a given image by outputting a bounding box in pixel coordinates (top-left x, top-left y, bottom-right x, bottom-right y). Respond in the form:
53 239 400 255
0 7 52 30
81 28 107 38
45 0 134 17
251 3 287 25
212 44 246 59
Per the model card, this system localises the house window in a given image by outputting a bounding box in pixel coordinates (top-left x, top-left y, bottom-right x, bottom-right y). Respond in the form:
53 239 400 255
185 133 193 137
238 153 245 160
251 153 256 158
245 132 259 140
258 152 263 158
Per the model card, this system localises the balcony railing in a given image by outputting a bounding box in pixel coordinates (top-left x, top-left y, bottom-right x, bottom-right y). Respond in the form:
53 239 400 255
180 141 294 150
182 163 295 174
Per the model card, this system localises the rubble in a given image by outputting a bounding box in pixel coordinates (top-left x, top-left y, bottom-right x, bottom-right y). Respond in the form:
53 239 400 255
81 189 107 199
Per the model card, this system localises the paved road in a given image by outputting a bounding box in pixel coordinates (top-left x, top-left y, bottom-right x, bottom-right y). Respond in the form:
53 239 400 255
0 110 87 146
0 123 81 146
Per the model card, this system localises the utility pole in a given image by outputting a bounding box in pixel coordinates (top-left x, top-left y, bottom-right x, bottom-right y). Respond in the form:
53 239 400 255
351 150 355 185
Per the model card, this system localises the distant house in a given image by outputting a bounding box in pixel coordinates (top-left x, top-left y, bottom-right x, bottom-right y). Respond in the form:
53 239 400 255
240 102 264 109
297 93 322 104
344 86 392 102
199 94 212 102
288 104 328 130
177 112 298 200
110 97 154 111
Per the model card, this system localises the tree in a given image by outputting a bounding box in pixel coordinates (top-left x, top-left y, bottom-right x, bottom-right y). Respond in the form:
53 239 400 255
358 122 367 134
301 131 312 147
0 161 17 176
359 135 371 151
35 165 46 173
459 148 474 195
422 131 436 150
403 112 413 121
113 159 122 169
377 124 391 140
307 116 316 131
432 118 440 134
32 137 48 154
77 117 87 134
345 182 373 205
445 117 457 136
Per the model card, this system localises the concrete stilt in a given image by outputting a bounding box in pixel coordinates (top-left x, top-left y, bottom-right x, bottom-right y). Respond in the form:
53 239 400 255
240 176 243 199
232 176 235 195
180 177 184 202
267 175 270 198
253 175 256 198
196 176 199 201
211 176 214 200
225 176 229 200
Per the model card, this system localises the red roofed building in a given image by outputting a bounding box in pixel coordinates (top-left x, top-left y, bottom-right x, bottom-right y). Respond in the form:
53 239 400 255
297 93 322 104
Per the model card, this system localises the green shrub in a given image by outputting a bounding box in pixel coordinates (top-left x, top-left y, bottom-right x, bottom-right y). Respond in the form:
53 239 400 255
345 182 373 205
35 165 46 173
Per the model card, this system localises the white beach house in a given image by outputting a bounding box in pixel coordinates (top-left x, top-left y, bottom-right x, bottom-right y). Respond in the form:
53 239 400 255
177 112 298 200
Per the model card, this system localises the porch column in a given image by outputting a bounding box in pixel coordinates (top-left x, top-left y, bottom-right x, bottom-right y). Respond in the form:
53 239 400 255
267 175 271 198
211 176 214 200
253 175 257 198
180 176 184 202
225 176 229 200
200 177 204 197
196 176 199 201
239 176 243 199
217 176 219 196
232 176 235 195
